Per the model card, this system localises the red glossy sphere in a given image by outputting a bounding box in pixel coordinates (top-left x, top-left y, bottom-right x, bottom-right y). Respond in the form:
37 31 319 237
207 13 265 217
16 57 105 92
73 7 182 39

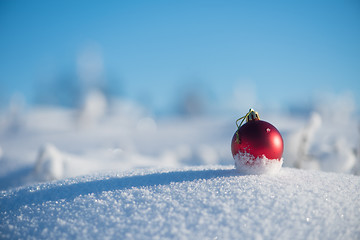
231 120 284 160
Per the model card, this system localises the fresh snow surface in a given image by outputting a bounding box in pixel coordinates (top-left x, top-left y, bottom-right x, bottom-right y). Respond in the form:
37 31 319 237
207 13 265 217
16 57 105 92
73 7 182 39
0 94 359 239
1 166 359 239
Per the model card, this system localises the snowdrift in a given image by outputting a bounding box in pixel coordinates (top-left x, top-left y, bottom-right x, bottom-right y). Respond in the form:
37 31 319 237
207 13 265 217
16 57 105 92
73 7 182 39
1 166 359 239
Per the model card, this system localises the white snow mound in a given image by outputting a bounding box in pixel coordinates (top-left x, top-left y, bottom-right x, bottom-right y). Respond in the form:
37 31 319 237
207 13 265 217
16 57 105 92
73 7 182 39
1 166 359 239
234 152 283 175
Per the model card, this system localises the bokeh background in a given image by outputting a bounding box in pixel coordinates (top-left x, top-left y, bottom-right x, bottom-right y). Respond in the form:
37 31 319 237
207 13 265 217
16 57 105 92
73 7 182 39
0 1 360 190
1 0 359 115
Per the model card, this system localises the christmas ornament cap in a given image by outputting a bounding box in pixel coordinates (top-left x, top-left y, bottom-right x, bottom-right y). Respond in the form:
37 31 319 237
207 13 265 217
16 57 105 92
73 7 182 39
246 108 260 122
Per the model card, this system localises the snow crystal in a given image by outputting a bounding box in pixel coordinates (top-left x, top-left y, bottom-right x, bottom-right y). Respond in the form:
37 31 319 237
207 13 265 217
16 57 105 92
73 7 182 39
234 152 283 175
0 166 359 239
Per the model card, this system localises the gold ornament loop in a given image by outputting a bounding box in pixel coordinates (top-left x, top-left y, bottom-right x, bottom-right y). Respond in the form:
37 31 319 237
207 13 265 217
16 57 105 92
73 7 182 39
236 108 260 129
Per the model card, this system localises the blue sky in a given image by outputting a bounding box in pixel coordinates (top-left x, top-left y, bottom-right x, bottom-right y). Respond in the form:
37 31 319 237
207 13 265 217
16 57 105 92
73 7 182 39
0 0 359 114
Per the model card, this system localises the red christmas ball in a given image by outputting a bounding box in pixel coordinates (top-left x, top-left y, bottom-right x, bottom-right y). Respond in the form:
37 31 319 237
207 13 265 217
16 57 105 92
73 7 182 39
231 120 284 161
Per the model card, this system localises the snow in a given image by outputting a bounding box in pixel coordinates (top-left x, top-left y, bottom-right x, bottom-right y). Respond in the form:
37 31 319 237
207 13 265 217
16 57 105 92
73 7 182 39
1 166 359 239
0 93 359 239
0 96 358 191
234 152 283 175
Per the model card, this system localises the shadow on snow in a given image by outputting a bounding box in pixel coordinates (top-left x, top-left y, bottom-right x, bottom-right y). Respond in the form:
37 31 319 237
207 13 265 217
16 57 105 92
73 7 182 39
0 168 240 211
